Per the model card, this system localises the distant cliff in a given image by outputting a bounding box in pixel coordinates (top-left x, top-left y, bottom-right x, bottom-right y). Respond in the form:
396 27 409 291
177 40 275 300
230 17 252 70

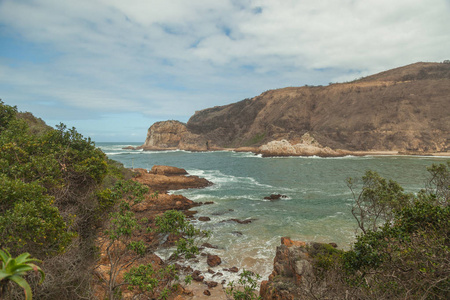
141 62 450 156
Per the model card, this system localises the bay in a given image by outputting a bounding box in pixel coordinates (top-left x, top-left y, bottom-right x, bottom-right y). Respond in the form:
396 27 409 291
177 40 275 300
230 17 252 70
97 142 449 278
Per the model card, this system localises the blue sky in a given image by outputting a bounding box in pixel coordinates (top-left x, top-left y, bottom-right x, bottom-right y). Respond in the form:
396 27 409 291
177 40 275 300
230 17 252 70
1 0 449 142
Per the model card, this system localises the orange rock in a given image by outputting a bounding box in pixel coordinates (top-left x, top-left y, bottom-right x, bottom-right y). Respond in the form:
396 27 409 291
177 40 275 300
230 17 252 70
280 237 306 247
149 165 188 176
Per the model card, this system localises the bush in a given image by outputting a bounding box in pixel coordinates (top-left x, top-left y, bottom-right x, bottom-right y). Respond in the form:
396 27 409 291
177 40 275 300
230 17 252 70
0 249 45 300
0 101 124 298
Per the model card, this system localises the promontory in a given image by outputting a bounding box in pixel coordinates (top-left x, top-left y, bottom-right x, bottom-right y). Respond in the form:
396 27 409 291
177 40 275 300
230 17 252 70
137 62 450 157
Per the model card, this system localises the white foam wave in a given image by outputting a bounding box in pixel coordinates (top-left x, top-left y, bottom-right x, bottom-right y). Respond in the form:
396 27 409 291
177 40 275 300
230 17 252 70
104 152 122 156
187 169 273 189
231 151 263 158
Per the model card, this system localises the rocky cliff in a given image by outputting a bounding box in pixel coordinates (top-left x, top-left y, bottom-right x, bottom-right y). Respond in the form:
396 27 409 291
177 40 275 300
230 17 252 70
259 237 339 300
141 62 450 156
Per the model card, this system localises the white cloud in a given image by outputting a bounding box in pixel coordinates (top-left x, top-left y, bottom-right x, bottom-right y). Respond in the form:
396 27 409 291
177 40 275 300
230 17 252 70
1 0 449 141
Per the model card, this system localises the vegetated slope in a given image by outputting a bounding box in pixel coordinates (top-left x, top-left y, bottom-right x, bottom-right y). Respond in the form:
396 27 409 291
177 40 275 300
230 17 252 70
185 62 450 152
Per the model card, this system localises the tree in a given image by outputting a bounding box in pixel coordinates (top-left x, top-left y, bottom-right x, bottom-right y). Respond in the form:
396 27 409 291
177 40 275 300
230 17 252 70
100 180 149 300
347 170 411 234
306 162 450 299
153 209 210 260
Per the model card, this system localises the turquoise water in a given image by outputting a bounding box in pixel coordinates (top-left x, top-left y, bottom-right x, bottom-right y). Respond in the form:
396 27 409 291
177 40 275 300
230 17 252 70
98 142 449 277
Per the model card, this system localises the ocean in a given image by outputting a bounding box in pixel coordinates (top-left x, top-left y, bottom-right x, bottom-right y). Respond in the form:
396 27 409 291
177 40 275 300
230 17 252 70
97 142 448 279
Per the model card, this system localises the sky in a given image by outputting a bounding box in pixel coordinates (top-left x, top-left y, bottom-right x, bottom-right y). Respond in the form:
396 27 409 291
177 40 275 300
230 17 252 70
1 0 449 142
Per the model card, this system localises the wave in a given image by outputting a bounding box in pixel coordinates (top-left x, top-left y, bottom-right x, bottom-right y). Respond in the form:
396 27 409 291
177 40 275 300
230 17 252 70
187 169 274 189
104 152 123 156
231 151 263 158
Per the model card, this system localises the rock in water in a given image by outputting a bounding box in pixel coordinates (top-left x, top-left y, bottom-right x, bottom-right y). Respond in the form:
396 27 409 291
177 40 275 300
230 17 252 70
207 254 222 267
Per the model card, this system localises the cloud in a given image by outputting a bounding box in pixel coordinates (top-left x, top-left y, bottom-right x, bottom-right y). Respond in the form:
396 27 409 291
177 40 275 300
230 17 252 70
1 0 449 141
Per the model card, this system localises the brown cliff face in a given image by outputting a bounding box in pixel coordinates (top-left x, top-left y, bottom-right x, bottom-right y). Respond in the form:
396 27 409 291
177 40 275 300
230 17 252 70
141 120 207 151
142 62 450 155
142 120 189 149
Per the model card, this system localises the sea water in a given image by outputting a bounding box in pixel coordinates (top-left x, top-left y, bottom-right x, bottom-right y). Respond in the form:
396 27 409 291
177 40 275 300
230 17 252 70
98 142 449 279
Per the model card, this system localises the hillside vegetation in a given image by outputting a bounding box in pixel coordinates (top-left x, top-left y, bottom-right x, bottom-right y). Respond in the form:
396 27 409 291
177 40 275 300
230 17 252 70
0 100 137 298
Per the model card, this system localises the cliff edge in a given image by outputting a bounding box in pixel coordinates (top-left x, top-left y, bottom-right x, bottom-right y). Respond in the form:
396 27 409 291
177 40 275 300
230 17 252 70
140 62 450 156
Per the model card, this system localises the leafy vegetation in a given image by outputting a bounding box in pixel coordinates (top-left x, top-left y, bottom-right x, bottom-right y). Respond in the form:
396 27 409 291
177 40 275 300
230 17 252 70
226 269 262 300
153 209 210 259
306 163 450 299
0 100 120 298
0 249 44 300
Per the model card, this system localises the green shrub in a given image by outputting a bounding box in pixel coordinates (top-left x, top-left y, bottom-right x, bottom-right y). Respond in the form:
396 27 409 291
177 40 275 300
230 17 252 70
0 249 45 300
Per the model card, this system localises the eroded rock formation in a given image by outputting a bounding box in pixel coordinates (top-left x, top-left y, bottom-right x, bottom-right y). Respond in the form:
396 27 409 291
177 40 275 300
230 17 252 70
260 237 337 300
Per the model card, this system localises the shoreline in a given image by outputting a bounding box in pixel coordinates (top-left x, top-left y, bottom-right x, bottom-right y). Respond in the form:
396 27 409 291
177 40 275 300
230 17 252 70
124 145 450 158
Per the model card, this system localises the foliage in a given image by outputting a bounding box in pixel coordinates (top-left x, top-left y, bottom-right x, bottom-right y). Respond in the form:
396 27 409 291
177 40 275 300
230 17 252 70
16 112 51 136
0 249 45 300
342 198 450 298
308 243 344 278
347 170 412 234
101 180 150 299
304 162 450 299
422 161 450 205
124 263 186 299
0 177 76 257
0 101 126 298
154 210 210 259
304 163 450 299
0 100 17 131
226 269 262 300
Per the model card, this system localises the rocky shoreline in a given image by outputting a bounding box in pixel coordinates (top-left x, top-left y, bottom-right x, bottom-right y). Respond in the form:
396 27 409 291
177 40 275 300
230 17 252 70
124 145 450 158
95 165 267 299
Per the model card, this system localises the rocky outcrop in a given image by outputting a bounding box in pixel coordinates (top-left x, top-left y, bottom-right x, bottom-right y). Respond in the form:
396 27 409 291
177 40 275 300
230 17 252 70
260 237 311 299
264 194 288 201
141 120 188 149
139 62 450 156
260 237 340 300
149 165 188 176
258 133 344 157
141 120 208 151
133 166 212 192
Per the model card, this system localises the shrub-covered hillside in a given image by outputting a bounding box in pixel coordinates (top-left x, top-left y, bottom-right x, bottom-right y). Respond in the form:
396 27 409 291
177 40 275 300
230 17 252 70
0 100 132 298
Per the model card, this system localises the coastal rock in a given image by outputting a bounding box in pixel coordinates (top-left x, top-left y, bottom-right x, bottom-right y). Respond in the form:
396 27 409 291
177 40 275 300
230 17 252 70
198 216 211 222
264 194 288 201
142 120 188 149
206 281 218 288
149 165 188 176
221 218 256 224
203 290 211 296
192 270 204 282
141 120 207 151
258 134 342 157
134 170 212 192
122 146 136 150
202 243 218 249
260 237 313 299
207 254 222 267
132 193 198 213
